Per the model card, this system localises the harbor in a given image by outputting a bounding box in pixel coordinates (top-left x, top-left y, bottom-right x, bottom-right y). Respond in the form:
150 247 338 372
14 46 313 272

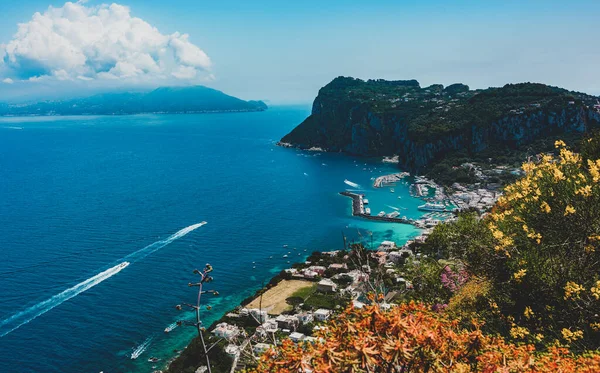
340 191 431 226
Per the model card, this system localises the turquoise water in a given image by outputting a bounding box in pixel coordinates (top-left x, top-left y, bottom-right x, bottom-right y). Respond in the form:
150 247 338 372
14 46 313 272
0 107 422 373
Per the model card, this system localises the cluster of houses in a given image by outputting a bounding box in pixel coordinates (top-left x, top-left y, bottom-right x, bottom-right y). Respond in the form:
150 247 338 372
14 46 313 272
214 304 334 358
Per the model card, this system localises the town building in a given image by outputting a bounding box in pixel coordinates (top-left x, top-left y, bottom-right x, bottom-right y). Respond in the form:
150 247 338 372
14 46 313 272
317 279 337 293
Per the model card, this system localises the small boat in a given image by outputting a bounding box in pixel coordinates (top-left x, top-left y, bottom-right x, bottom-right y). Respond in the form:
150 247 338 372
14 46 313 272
377 211 386 217
283 244 288 248
164 322 177 333
148 357 161 363
365 208 371 215
390 188 395 193
283 254 288 258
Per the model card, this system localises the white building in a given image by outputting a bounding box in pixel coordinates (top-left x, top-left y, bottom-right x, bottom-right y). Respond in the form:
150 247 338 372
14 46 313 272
247 308 269 323
378 240 397 251
314 309 331 322
289 332 305 342
211 322 240 339
317 279 337 293
296 312 314 325
253 343 273 355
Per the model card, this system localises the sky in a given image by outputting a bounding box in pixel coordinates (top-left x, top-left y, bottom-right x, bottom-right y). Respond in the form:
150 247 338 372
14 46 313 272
0 0 599 104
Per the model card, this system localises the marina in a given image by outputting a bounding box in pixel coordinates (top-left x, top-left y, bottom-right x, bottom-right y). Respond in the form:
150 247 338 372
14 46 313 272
373 172 410 188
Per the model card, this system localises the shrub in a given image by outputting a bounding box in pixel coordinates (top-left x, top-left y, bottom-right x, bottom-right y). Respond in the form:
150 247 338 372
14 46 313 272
250 302 600 373
483 141 600 349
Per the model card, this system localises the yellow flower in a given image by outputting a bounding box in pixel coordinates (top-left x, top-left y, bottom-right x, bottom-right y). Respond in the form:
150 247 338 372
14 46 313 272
510 325 530 339
564 281 585 300
591 322 600 331
534 333 545 342
589 159 600 182
561 328 583 343
564 205 576 216
584 245 595 253
576 185 592 197
540 201 551 213
524 306 534 319
553 168 565 181
513 269 527 282
591 281 600 300
555 140 566 148
522 162 535 174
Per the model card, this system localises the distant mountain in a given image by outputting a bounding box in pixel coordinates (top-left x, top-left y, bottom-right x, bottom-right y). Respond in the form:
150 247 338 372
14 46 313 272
281 76 600 172
0 86 268 116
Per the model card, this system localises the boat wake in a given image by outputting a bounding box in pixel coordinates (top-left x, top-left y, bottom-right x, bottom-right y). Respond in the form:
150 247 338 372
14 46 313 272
344 179 361 188
131 337 153 359
386 205 399 211
0 262 130 338
123 222 207 263
164 322 178 333
0 222 207 338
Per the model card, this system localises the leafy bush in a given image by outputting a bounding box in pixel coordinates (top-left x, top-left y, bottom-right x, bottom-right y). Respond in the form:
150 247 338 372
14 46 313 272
250 302 600 373
482 141 600 349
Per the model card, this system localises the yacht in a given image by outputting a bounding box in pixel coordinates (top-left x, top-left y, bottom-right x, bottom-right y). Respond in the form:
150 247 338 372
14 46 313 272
377 211 385 217
418 202 446 212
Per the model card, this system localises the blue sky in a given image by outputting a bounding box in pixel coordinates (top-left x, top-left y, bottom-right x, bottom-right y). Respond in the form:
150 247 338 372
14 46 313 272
0 0 599 103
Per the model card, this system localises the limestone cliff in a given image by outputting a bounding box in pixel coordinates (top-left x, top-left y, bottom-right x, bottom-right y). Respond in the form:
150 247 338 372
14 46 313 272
281 77 600 172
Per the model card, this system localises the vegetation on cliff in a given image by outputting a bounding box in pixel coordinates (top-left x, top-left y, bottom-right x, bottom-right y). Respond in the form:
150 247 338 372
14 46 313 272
281 77 600 173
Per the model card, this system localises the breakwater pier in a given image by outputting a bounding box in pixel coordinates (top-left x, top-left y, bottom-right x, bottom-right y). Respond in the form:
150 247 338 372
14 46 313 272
340 191 416 225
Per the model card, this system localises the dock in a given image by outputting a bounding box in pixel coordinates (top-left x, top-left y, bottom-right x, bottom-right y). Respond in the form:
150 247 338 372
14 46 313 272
340 192 416 225
373 172 410 188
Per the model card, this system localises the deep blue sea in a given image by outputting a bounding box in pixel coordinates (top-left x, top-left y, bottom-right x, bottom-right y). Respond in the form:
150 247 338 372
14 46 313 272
0 107 424 373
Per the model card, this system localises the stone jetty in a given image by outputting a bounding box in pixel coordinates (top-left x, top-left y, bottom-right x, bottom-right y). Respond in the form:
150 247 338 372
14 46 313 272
340 192 416 225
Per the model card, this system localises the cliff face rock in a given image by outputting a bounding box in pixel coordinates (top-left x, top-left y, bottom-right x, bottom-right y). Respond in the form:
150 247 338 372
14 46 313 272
281 77 600 172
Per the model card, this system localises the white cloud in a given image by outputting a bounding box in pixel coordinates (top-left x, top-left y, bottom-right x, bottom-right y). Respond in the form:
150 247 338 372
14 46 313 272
2 78 13 84
0 1 212 84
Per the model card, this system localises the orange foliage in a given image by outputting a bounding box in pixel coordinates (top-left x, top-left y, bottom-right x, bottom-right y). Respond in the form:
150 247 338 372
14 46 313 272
250 302 600 373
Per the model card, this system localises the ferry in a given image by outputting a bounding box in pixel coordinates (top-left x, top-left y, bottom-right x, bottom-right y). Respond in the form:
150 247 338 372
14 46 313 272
418 202 446 212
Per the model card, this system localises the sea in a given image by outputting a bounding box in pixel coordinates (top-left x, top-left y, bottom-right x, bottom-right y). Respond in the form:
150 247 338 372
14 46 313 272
0 106 426 373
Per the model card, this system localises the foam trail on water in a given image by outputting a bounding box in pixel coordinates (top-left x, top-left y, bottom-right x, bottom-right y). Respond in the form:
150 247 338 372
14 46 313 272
344 179 361 188
386 205 400 211
0 262 130 338
0 222 206 338
131 337 152 359
122 221 207 263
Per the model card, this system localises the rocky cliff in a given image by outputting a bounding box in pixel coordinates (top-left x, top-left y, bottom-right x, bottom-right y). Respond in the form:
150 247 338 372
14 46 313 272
281 77 600 172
